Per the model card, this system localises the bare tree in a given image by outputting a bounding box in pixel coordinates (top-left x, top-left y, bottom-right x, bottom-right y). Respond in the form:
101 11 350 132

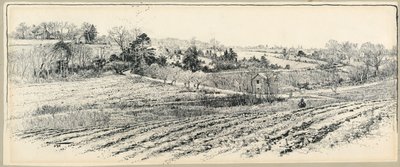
192 71 207 90
15 22 30 39
261 71 280 100
81 22 97 43
108 26 133 51
165 66 182 85
361 42 387 77
66 23 79 40
206 73 231 90
179 70 193 88
55 21 69 40
340 41 358 64
231 72 249 92
132 28 142 40
325 40 342 63
327 67 341 94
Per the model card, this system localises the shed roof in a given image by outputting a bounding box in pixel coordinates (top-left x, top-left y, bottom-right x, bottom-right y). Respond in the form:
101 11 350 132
251 73 269 80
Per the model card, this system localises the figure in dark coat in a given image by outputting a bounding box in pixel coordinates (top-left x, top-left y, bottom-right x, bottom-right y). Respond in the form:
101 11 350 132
298 98 306 108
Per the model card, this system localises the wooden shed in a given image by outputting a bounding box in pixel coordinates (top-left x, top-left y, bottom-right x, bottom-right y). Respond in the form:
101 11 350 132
250 72 279 97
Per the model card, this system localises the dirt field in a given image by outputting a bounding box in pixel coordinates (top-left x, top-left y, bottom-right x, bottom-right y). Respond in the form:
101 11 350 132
6 74 398 164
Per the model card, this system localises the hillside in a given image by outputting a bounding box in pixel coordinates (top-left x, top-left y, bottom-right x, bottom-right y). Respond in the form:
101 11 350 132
6 73 397 164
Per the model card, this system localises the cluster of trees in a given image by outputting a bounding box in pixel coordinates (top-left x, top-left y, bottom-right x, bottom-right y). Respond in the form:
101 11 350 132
239 55 285 69
36 40 100 78
304 40 395 68
12 22 99 43
322 41 395 83
280 40 396 85
348 42 396 83
182 46 203 72
106 27 201 75
143 64 208 89
200 68 281 101
322 40 359 64
208 50 288 71
9 40 97 81
107 28 245 75
209 48 239 71
107 26 142 51
12 21 397 93
11 25 212 82
108 32 166 75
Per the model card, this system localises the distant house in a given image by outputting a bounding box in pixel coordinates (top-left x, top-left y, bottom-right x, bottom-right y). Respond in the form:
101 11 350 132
33 28 50 40
250 73 279 97
75 36 86 44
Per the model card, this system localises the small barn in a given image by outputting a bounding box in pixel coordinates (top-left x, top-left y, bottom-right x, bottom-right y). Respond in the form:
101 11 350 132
250 72 279 97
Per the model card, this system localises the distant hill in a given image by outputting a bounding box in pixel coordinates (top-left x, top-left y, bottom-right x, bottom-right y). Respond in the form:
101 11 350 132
152 38 223 51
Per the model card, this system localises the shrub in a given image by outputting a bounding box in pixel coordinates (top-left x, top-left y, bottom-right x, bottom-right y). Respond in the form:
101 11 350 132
200 94 285 107
103 61 130 74
213 61 239 71
34 105 70 116
109 54 121 61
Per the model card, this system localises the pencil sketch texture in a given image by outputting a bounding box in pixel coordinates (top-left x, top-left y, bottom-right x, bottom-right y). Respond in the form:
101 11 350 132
4 2 398 165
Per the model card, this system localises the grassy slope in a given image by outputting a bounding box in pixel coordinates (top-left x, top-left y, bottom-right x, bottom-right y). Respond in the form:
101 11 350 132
8 74 217 131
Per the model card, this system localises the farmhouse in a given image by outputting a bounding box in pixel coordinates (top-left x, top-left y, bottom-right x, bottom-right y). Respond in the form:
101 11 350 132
33 29 51 40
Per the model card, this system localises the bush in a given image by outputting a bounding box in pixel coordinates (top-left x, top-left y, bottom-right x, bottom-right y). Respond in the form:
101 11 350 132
202 65 213 72
348 66 368 84
200 94 285 107
34 105 70 116
285 64 291 69
270 64 282 69
109 54 121 62
213 61 239 71
104 61 130 74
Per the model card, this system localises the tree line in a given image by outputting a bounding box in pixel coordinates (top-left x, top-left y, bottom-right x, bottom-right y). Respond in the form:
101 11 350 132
10 23 397 92
12 21 99 43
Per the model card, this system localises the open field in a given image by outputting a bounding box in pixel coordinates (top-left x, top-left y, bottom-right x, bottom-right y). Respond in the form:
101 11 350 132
236 51 319 69
6 73 397 164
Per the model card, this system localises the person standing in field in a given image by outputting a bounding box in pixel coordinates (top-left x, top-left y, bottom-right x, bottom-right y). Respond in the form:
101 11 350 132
298 97 306 108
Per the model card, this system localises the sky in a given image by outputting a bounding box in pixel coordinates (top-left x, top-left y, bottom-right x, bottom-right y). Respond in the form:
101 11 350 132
7 4 398 48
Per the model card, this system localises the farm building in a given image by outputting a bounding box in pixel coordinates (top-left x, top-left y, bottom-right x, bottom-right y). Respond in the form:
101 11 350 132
75 36 87 44
250 72 280 97
33 29 51 40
